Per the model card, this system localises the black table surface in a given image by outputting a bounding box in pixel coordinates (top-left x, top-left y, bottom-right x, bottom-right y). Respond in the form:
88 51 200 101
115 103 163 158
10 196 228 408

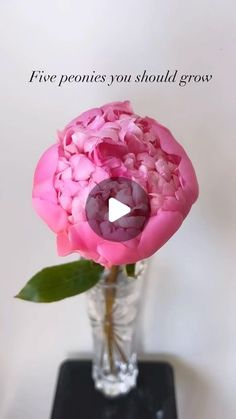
51 360 178 419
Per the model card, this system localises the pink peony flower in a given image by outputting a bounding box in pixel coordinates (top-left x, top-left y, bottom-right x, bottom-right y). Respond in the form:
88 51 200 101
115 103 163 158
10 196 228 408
33 101 198 267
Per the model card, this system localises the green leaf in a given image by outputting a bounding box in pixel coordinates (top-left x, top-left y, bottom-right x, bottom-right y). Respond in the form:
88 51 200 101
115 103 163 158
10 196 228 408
15 260 104 303
125 263 136 277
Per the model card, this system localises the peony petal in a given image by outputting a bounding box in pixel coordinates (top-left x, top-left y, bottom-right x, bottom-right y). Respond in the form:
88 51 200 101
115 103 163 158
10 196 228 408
57 231 72 256
97 241 141 266
178 156 199 205
33 144 59 204
138 210 184 258
72 155 95 181
102 100 133 114
67 222 104 261
150 120 199 204
68 108 103 128
33 198 68 233
92 167 109 183
102 101 133 122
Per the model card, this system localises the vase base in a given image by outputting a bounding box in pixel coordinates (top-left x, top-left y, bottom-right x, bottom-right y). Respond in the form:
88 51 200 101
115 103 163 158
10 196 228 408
93 367 138 397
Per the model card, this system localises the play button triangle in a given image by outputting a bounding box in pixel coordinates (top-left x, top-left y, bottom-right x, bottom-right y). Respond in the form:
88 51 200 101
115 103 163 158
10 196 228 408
108 197 131 222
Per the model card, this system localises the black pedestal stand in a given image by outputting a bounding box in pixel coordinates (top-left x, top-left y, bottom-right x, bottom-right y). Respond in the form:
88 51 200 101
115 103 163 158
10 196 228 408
51 360 178 419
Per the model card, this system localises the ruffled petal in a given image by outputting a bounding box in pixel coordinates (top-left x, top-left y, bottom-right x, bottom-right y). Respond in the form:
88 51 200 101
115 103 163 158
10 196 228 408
150 119 199 205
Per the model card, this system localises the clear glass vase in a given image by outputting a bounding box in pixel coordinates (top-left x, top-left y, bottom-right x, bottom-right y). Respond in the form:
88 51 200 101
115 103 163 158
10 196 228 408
87 260 147 397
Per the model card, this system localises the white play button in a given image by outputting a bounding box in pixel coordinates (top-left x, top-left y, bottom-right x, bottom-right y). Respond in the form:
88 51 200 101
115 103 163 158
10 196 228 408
108 197 131 222
86 177 150 241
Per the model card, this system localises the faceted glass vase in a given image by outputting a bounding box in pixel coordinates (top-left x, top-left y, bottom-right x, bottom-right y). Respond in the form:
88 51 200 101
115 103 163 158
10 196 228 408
87 261 147 397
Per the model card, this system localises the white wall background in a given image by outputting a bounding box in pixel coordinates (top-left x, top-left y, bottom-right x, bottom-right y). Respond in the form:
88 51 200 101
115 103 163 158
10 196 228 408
1 1 235 418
